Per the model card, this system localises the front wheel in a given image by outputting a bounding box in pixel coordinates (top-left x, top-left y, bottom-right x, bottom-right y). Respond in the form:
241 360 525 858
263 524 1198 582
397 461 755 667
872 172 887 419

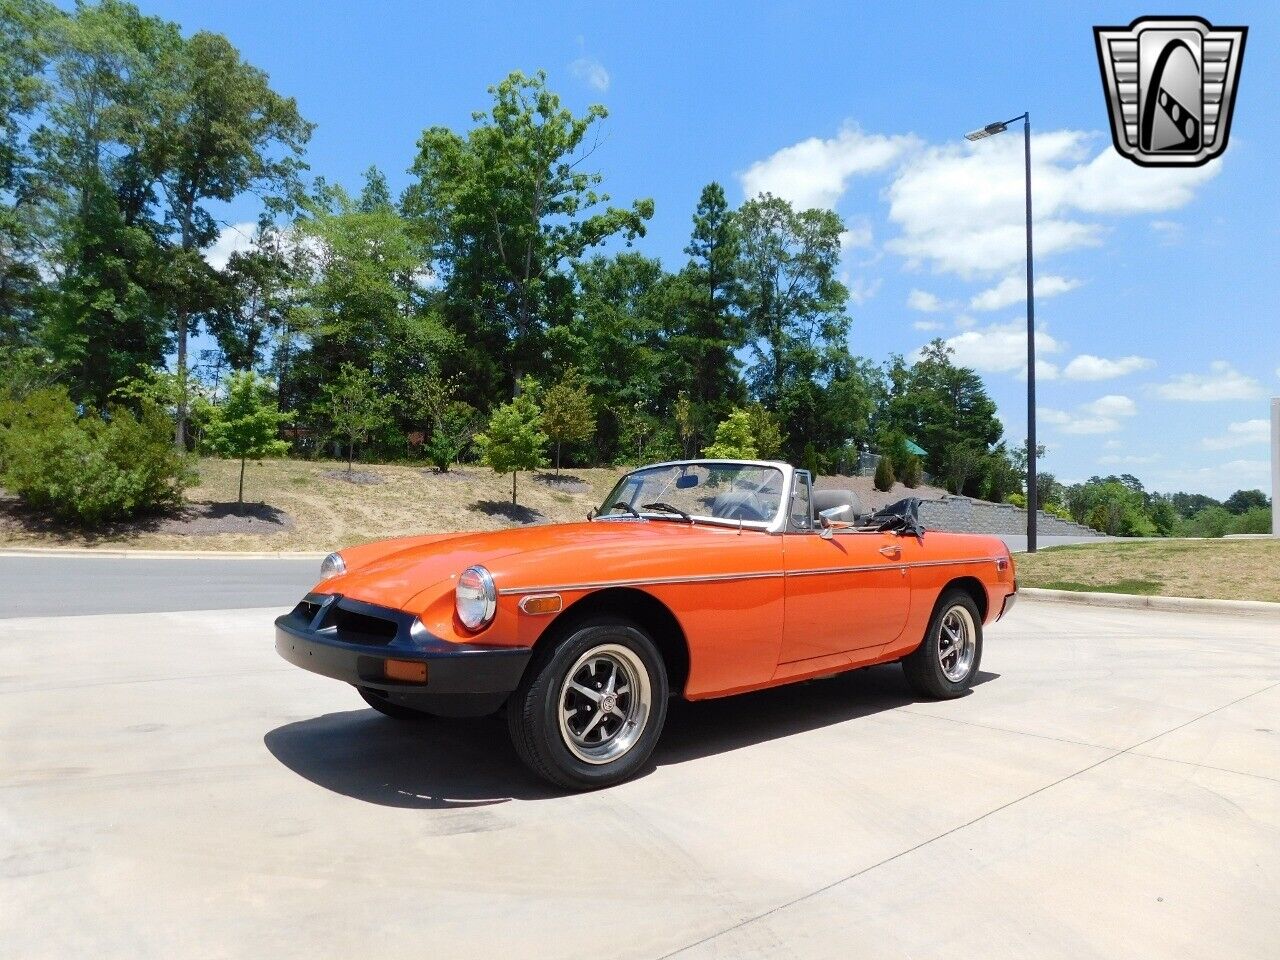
507 619 669 790
902 590 983 699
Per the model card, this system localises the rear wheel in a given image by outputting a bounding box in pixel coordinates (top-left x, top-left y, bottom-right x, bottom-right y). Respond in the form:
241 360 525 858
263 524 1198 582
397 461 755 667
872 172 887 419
357 686 432 721
902 590 983 699
508 618 668 790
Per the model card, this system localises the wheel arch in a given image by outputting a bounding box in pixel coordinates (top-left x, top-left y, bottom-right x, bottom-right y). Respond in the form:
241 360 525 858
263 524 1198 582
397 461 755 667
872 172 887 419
532 587 691 697
938 575 989 622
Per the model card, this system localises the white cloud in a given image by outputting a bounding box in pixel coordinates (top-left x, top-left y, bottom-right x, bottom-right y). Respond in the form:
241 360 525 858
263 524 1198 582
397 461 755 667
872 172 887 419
1041 394 1135 435
740 125 917 210
969 274 1080 311
1082 394 1137 418
913 319 944 332
1098 453 1160 466
907 289 946 312
1153 361 1264 401
1146 460 1270 499
884 129 1219 278
933 319 1063 378
1202 419 1270 450
202 222 257 271
840 222 873 252
569 57 610 91
1063 354 1155 381
845 276 882 306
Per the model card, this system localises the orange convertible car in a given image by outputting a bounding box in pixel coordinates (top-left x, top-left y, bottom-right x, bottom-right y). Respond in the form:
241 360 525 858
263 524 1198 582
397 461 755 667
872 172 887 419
276 459 1017 789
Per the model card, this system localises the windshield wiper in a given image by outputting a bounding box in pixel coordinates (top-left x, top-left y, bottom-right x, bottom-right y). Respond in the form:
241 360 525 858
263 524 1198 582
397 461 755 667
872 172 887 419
640 501 692 523
609 502 642 519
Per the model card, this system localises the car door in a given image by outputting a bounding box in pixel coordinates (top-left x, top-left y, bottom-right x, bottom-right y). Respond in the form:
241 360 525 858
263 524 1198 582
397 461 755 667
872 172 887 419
779 473 911 664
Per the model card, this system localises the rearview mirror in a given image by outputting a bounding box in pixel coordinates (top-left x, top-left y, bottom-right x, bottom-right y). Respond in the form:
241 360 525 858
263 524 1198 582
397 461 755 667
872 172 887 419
818 504 850 539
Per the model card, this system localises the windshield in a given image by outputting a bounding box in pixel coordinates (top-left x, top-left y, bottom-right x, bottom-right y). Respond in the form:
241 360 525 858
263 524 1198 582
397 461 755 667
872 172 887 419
599 462 786 527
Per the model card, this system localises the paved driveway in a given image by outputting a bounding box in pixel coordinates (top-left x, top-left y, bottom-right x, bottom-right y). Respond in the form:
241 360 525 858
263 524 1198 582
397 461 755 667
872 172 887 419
1 598 1276 959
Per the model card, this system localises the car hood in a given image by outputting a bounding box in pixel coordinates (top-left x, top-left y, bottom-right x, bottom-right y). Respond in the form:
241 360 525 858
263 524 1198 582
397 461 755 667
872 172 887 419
322 520 731 610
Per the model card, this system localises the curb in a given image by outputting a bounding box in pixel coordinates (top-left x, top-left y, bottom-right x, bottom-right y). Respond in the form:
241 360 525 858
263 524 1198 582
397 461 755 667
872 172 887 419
1019 587 1280 619
0 547 326 560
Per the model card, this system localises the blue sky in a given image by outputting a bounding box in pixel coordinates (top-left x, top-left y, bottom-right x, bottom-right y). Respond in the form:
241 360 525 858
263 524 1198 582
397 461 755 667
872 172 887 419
148 0 1277 499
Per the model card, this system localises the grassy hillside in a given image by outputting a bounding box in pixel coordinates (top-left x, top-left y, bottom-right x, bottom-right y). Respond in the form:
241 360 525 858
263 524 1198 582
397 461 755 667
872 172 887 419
1016 538 1280 603
0 458 624 552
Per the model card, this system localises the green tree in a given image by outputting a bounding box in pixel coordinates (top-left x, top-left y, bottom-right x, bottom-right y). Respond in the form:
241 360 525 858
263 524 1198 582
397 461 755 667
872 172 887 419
321 363 392 472
474 377 548 504
541 366 595 474
144 26 312 445
423 400 476 472
735 194 849 410
744 403 785 459
407 70 653 398
901 455 923 489
290 177 444 419
878 341 1002 482
203 371 290 504
665 182 746 445
873 453 895 492
702 409 758 459
1224 489 1269 514
940 442 984 496
208 223 301 371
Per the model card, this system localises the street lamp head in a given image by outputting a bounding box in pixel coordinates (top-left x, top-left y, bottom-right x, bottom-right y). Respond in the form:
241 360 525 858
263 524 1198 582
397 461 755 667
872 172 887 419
965 121 1009 141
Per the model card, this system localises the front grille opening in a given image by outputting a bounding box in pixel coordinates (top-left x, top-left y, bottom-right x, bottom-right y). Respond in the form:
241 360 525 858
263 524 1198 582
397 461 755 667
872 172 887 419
292 600 322 622
333 606 399 644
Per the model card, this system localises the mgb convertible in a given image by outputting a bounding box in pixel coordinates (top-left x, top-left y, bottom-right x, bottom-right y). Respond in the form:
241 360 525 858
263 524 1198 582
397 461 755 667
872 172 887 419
276 460 1017 789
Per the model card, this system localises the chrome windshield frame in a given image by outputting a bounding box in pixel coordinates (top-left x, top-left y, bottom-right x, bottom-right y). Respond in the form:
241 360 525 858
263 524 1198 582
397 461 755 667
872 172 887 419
597 459 795 533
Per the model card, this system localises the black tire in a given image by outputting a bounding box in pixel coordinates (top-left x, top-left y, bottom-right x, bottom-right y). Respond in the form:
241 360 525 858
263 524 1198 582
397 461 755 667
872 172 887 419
357 686 433 721
507 618 669 791
902 589 983 699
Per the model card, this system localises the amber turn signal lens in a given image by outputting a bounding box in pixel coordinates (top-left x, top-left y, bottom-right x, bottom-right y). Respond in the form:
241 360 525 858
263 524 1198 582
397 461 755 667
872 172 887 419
384 659 427 683
519 593 563 615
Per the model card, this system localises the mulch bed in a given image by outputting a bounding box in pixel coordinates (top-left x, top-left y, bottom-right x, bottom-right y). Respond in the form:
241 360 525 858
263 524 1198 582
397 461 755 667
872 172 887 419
532 472 591 494
0 494 293 539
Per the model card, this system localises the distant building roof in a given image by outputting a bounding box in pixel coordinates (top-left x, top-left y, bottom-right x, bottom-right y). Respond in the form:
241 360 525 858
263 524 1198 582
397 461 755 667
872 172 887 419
905 439 927 456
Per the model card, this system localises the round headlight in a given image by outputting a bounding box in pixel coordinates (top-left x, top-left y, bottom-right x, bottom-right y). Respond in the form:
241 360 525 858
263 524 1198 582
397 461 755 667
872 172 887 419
319 552 346 580
456 565 497 630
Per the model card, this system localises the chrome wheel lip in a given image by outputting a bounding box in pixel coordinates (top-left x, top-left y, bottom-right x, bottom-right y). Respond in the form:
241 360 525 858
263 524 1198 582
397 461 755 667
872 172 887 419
557 644 652 765
938 606 977 683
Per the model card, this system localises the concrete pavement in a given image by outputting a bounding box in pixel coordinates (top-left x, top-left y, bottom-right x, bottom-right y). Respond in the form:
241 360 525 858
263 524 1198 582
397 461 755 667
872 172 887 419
1 600 1276 959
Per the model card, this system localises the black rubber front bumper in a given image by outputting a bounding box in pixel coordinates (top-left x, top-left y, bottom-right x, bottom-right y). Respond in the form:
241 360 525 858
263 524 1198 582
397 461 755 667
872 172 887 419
274 594 532 717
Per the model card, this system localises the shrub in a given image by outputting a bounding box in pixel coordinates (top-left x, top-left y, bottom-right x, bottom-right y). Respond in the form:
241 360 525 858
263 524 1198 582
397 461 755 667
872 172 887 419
475 379 548 505
901 455 923 489
1006 492 1026 509
873 453 895 492
203 372 292 504
0 388 191 526
702 409 758 460
1230 506 1272 534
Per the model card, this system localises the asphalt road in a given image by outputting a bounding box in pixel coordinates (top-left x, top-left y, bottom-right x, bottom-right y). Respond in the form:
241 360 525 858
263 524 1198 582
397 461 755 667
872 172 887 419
0 555 319 618
2 596 1276 959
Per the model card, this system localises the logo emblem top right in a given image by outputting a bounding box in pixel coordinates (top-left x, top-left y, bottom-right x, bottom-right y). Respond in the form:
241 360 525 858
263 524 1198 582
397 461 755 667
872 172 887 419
1094 16 1247 167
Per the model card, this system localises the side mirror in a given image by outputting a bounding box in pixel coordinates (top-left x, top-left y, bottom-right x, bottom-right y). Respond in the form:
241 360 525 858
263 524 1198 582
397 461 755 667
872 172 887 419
587 508 597 521
817 504 850 539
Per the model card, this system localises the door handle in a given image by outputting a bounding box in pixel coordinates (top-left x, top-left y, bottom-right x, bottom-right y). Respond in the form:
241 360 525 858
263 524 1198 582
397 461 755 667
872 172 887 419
879 544 901 559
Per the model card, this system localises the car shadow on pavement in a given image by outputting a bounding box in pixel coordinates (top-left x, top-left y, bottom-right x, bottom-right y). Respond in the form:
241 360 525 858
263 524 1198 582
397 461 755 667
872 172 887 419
264 666 1001 808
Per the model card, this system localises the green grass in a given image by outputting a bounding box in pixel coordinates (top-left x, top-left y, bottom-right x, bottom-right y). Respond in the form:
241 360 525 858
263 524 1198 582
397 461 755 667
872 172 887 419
1017 538 1280 603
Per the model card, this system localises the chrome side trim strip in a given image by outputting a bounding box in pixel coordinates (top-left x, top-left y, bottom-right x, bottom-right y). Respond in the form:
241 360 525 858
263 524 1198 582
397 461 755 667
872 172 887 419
497 557 999 596
499 570 785 596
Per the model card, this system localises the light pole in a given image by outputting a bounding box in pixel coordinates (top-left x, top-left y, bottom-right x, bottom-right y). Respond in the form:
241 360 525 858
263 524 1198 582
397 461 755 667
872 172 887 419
965 113 1037 552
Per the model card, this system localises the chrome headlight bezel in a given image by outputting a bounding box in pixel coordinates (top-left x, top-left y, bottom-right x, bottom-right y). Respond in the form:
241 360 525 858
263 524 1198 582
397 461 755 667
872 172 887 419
456 565 497 630
319 552 346 580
